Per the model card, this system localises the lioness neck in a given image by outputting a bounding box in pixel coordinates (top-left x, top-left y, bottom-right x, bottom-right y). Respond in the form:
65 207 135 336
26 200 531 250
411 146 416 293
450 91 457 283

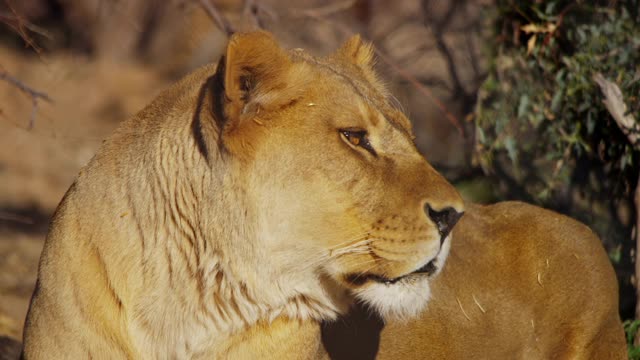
24 67 338 358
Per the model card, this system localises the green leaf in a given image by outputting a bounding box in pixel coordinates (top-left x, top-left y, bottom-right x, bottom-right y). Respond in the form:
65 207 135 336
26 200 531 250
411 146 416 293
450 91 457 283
551 88 564 112
517 94 530 119
609 245 622 264
504 136 518 165
586 111 596 134
477 127 486 144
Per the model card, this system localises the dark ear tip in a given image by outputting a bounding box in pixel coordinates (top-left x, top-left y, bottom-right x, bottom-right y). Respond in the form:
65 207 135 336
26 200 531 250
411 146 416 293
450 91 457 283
214 55 226 88
208 50 234 136
209 56 228 130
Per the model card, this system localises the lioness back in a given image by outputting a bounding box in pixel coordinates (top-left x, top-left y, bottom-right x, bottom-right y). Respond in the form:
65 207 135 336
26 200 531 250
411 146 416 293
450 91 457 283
324 202 626 359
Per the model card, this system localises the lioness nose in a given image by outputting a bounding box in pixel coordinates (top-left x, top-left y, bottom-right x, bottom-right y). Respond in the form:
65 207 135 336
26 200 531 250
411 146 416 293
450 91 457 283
425 205 463 241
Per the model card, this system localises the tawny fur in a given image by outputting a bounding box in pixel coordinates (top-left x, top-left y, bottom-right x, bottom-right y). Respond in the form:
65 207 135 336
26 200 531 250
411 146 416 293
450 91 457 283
22 31 462 358
324 202 627 359
21 31 625 359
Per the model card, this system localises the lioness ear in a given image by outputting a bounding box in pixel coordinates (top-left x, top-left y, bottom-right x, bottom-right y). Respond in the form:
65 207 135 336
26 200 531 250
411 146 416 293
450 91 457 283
336 34 375 70
334 35 388 97
212 31 291 131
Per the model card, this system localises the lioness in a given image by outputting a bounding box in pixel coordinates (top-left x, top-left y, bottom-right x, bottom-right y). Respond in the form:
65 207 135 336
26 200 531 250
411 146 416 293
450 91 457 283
21 31 625 359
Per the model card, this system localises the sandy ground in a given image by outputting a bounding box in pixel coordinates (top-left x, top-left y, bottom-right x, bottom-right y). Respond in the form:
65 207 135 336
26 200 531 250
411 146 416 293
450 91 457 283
0 232 40 338
0 48 168 338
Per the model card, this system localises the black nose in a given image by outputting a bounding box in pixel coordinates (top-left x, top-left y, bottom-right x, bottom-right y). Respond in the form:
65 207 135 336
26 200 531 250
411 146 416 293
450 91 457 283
426 205 463 241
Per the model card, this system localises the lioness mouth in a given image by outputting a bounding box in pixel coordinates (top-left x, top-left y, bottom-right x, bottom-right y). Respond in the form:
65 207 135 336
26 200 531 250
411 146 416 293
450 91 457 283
345 232 449 286
345 259 438 286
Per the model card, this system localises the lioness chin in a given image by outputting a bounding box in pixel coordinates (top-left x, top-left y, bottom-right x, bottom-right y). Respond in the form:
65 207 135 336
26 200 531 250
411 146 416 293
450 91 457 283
21 31 625 359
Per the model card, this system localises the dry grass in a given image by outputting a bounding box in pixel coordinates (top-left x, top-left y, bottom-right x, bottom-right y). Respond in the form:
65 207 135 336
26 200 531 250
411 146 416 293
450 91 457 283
0 47 169 337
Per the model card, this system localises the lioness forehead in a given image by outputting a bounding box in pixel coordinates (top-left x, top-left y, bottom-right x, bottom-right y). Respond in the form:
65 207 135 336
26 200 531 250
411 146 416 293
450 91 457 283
289 48 413 136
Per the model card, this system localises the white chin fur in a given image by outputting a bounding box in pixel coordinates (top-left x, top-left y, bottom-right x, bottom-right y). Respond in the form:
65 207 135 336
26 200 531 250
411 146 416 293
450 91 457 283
352 234 453 321
353 276 431 321
432 234 452 275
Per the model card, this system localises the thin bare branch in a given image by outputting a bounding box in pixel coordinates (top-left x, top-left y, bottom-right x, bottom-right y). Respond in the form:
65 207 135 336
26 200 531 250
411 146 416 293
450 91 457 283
1 1 43 54
593 72 639 148
196 0 234 36
373 48 465 136
252 2 278 21
0 69 53 129
0 12 53 40
241 0 261 31
423 0 472 103
291 0 357 18
0 211 35 225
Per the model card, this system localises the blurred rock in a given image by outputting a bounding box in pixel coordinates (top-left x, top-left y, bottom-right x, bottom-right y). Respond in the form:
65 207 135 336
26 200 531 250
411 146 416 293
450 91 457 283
0 335 21 360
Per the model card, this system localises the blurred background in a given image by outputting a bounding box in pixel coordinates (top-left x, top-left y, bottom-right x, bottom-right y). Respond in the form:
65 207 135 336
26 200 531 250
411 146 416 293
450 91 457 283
0 0 639 353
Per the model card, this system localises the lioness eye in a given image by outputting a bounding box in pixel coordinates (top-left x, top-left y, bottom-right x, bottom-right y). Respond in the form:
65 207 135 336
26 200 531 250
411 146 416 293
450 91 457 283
340 129 377 156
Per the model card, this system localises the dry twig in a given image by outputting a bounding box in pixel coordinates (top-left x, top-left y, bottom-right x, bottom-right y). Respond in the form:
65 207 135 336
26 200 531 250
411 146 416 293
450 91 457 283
0 211 35 225
456 297 471 321
1 1 43 54
0 1 53 128
291 0 356 18
373 49 465 136
472 294 486 313
0 12 52 41
593 73 640 147
196 0 234 36
0 69 53 129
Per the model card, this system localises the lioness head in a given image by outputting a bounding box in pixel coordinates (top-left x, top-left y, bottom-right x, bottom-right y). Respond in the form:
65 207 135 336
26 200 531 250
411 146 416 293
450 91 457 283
189 32 463 324
195 31 464 321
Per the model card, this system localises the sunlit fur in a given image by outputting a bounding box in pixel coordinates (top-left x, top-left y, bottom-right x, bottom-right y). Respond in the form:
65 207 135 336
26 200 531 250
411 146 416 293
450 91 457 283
22 31 465 358
355 276 432 321
351 234 451 320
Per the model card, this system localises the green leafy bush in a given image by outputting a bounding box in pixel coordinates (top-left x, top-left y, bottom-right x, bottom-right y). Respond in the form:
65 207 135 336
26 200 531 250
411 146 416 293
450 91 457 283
475 0 639 252
474 0 640 318
624 319 640 359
